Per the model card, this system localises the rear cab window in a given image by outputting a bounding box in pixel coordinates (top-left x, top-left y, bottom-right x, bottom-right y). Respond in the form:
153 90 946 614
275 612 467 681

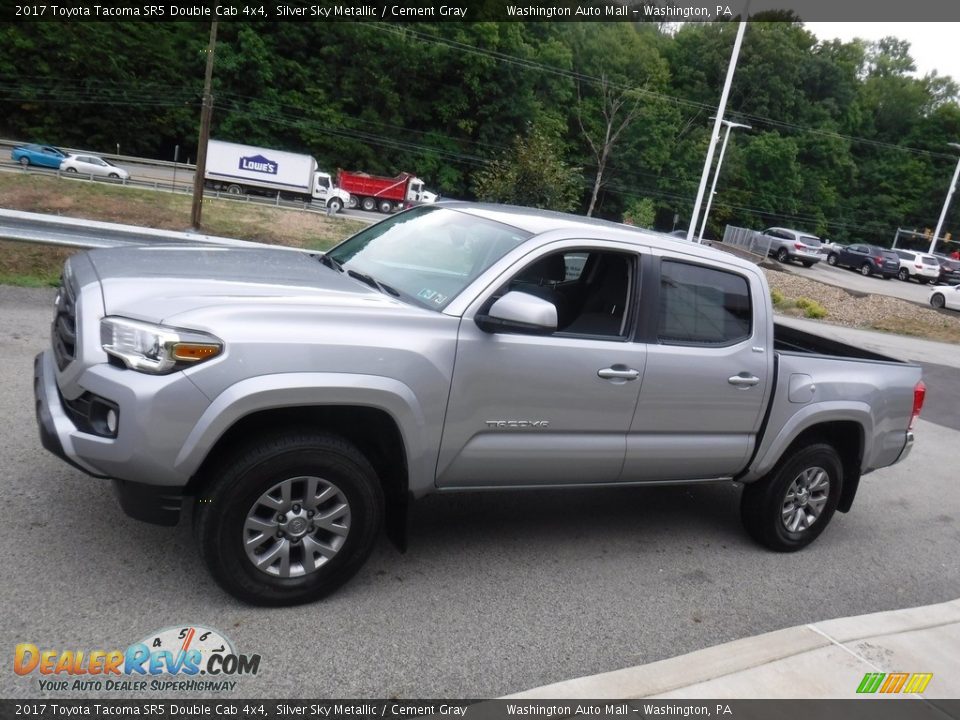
658 260 752 346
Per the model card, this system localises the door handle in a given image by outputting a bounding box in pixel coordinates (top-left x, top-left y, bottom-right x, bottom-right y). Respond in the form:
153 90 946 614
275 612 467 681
598 366 640 381
728 374 760 387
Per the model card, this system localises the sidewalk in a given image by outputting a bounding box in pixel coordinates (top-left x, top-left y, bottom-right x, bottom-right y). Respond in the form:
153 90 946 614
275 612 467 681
507 599 960 699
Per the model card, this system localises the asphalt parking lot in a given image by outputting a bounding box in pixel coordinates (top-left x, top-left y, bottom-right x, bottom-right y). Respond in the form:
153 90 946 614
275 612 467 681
778 256 945 305
1 284 958 700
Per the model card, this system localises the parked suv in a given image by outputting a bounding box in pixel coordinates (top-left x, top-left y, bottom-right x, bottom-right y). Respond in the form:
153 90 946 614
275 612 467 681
826 244 899 278
892 249 941 284
933 255 960 285
762 227 823 267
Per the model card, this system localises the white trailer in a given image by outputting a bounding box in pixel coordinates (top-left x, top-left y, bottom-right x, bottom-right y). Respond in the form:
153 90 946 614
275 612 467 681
204 139 350 210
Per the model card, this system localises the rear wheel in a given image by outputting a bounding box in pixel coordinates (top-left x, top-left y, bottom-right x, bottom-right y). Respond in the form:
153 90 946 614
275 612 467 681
347 196 359 209
919 278 929 285
378 200 394 214
194 432 384 606
741 443 842 552
802 261 814 268
226 184 243 196
361 197 376 212
860 263 873 276
776 248 790 263
931 293 946 309
898 268 910 281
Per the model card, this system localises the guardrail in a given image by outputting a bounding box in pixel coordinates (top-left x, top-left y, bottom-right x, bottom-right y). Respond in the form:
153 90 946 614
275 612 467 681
0 208 316 252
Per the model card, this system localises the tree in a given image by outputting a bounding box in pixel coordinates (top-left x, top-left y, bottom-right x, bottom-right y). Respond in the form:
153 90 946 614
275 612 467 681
473 125 582 211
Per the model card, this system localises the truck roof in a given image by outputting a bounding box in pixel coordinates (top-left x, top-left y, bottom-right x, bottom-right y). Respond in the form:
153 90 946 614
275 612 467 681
435 201 753 271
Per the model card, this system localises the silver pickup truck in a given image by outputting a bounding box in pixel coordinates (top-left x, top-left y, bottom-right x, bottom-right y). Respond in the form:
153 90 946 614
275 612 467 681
34 203 925 605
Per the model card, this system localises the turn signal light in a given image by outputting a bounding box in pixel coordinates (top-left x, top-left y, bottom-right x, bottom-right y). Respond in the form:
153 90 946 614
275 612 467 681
172 343 221 362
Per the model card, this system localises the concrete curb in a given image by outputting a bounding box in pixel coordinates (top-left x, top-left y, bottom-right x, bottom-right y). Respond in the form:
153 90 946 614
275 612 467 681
506 599 960 699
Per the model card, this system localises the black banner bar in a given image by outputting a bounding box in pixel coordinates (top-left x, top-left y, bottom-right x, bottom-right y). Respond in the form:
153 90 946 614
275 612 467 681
1 700 959 720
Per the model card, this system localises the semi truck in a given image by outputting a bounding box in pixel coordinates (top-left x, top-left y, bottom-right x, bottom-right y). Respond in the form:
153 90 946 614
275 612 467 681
204 139 350 211
338 169 437 213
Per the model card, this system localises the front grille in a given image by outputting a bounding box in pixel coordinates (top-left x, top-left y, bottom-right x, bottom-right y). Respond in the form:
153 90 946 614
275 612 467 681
51 278 77 371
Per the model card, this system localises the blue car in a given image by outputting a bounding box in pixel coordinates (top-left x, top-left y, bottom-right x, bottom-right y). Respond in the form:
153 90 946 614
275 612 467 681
11 143 67 168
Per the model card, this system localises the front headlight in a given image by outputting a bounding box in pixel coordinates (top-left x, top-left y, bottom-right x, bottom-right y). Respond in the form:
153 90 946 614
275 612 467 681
100 317 223 374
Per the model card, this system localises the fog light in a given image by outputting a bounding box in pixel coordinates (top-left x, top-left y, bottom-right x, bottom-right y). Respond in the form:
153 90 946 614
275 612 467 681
106 409 118 434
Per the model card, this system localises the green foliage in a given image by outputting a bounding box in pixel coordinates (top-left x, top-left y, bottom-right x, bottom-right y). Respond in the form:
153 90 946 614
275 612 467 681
472 126 582 211
795 297 828 319
623 198 656 228
1 21 959 238
770 288 786 306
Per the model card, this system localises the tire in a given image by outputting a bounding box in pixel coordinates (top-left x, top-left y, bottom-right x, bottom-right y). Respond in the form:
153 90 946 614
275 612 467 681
347 196 359 209
194 432 384 606
226 184 243 196
919 278 929 285
19 157 29 167
898 268 909 281
66 167 77 173
327 197 343 213
931 293 946 309
826 253 838 266
801 261 814 268
860 263 872 277
108 172 120 179
741 443 843 552
361 196 376 212
776 248 790 263
378 200 393 214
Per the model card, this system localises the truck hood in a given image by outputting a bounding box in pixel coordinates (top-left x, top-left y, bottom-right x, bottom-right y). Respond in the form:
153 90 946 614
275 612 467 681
84 245 405 322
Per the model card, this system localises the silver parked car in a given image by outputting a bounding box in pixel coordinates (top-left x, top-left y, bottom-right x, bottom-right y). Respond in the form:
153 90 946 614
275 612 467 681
762 227 823 267
59 154 129 180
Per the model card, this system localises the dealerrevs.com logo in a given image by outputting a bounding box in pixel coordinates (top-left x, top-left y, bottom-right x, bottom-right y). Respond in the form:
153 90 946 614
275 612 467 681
14 625 260 693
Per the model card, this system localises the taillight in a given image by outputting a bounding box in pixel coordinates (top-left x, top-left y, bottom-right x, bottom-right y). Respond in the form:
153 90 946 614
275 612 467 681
873 256 882 265
909 380 926 431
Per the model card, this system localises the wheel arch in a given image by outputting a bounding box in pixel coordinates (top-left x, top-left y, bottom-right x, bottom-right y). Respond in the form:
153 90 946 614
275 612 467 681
778 421 864 514
185 404 410 550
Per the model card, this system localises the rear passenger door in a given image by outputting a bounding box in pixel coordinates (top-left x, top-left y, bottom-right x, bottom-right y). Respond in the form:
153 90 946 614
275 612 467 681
622 253 772 481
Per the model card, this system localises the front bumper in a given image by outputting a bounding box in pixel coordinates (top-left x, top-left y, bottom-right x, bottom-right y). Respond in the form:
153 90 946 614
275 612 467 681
33 350 202 526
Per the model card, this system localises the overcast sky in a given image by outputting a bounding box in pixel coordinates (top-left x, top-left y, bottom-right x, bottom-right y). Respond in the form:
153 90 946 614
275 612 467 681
805 23 960 83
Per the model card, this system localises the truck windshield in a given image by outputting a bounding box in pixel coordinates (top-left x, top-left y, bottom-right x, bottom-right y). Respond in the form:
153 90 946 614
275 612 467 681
326 206 531 311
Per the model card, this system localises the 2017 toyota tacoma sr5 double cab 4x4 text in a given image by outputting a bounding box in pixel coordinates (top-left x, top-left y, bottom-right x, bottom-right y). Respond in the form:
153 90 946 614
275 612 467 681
34 203 925 605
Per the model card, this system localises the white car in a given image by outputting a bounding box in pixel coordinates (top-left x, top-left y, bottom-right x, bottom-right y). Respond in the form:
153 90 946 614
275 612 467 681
59 154 129 180
893 249 941 284
930 285 960 311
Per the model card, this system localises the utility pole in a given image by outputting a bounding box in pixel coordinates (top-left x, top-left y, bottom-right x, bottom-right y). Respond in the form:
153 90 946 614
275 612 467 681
930 143 960 255
697 119 751 243
191 20 218 230
687 12 748 244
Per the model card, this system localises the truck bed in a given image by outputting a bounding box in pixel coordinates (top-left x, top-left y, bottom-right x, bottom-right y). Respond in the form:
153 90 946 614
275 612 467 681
773 323 903 364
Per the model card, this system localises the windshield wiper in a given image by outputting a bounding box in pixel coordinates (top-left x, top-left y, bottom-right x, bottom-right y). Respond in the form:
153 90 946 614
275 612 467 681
347 269 400 297
317 253 344 272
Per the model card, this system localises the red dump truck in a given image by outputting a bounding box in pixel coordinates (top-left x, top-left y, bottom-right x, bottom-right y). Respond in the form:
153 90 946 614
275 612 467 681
337 170 437 214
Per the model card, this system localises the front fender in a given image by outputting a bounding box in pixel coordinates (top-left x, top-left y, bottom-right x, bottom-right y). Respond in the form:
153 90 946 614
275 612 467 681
173 372 428 486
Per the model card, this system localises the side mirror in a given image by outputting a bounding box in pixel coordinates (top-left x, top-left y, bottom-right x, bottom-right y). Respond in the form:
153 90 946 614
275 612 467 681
476 291 557 333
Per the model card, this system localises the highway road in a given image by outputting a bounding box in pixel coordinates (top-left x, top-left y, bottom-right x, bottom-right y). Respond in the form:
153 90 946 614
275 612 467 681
1 284 958 700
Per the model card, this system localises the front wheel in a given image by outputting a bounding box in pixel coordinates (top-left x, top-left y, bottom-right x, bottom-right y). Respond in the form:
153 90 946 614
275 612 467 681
19 157 29 167
65 167 77 173
327 197 343 213
741 443 842 552
931 293 946 309
802 261 814 268
827 253 838 266
194 432 384 606
860 263 873 276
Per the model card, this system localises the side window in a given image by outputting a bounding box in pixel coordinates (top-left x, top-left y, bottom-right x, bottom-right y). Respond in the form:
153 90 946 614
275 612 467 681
504 249 635 338
658 260 752 346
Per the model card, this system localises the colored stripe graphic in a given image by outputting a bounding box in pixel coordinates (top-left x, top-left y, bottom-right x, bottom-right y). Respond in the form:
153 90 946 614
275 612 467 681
857 672 933 694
